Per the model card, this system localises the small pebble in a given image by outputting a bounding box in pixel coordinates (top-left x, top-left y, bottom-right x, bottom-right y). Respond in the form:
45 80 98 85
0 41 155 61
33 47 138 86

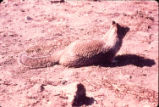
26 16 33 21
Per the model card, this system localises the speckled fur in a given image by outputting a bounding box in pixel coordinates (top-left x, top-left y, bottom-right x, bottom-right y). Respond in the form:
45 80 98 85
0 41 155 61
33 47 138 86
19 21 129 68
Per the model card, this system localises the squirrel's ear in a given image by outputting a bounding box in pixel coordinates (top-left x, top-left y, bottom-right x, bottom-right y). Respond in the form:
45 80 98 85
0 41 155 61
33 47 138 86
112 21 116 25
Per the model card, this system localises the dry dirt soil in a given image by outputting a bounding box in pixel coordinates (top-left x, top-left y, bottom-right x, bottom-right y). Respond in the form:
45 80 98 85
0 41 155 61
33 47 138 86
0 0 158 107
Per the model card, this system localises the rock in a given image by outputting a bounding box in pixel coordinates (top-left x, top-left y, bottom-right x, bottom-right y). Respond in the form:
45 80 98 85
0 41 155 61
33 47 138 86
72 83 94 106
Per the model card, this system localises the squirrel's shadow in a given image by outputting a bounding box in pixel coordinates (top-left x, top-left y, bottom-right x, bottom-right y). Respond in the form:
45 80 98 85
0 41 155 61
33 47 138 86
100 54 155 67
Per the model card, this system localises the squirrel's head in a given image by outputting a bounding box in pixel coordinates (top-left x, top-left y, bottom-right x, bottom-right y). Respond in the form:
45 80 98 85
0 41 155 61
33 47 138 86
111 21 130 40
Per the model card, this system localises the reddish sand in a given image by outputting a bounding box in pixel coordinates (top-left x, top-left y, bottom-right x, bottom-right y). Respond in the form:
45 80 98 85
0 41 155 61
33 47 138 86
0 0 158 107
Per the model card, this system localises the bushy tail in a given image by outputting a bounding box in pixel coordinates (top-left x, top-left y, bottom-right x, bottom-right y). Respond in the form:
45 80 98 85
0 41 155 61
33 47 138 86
18 50 63 68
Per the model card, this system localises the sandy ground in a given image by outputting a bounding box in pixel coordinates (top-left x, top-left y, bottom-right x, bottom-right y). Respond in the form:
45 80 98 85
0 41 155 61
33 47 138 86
0 0 158 107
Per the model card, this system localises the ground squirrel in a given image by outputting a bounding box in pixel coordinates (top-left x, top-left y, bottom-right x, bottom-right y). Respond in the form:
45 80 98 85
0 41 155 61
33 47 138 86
19 21 129 68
